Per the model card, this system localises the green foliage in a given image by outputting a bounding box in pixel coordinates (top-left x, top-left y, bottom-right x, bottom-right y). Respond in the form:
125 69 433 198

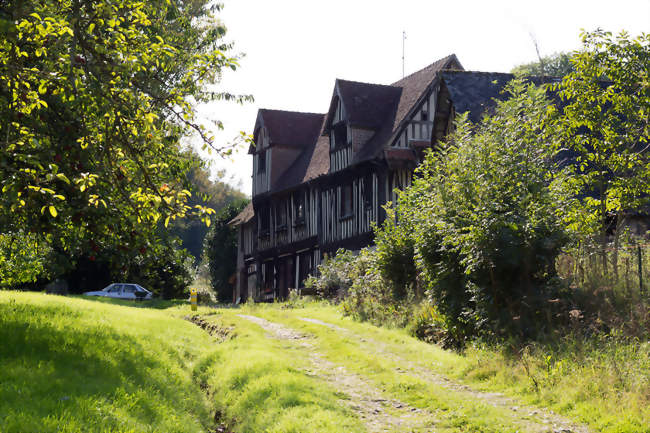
169 151 247 265
204 198 249 302
0 0 251 286
386 80 572 342
0 232 49 288
550 30 650 245
511 52 575 77
373 208 419 301
305 249 363 299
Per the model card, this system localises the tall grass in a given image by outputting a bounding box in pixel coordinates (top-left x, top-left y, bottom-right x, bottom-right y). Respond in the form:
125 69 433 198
557 239 649 337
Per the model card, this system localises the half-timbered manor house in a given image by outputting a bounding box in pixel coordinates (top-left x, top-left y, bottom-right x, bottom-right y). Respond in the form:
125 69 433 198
230 54 531 302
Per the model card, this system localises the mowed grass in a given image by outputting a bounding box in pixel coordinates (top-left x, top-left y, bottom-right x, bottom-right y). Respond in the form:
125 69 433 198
0 293 365 433
245 302 650 433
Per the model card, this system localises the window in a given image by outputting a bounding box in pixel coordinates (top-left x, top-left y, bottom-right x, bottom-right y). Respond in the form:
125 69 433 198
420 110 428 121
298 251 313 286
340 184 353 218
276 201 287 230
257 151 266 174
364 175 373 210
259 206 270 237
333 123 348 148
294 192 305 225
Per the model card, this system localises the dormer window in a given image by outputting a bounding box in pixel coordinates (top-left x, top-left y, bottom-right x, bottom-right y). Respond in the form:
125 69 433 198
332 123 348 148
257 150 266 174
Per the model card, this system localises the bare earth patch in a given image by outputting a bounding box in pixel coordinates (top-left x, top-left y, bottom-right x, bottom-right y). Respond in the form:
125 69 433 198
237 314 438 432
299 317 593 433
185 314 233 342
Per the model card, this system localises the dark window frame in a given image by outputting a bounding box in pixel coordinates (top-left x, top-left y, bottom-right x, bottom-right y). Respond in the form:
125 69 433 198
293 191 306 227
258 206 271 238
339 184 353 220
257 150 266 174
275 200 288 232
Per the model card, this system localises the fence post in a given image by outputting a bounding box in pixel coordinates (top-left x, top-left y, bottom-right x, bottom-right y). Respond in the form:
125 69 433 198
637 245 644 296
190 287 197 311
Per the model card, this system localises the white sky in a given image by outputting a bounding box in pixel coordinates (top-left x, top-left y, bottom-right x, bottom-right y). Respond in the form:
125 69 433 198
193 0 650 195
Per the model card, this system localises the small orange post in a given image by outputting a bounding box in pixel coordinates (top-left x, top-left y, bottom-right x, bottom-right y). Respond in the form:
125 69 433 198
190 288 197 311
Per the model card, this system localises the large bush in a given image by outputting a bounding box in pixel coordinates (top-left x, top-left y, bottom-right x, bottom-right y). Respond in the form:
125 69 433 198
340 80 574 345
405 80 571 341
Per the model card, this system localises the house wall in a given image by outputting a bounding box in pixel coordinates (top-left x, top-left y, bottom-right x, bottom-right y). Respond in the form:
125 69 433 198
393 87 437 148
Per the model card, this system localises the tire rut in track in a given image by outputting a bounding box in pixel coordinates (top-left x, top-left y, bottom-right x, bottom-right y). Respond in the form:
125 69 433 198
237 314 437 433
299 317 593 433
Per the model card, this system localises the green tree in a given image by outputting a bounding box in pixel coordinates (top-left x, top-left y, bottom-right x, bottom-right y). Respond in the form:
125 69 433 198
0 0 251 287
169 151 246 264
550 30 650 274
204 199 248 303
511 52 574 77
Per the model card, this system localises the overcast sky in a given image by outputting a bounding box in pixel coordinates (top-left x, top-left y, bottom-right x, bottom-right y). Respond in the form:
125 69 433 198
192 0 650 195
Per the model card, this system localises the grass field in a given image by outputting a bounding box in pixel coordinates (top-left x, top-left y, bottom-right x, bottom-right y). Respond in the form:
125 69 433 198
0 292 218 433
0 293 365 433
1 292 647 433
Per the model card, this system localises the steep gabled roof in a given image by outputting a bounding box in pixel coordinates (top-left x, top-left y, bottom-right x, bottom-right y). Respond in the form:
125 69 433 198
271 120 330 193
327 79 402 130
249 109 324 153
390 54 463 131
353 54 462 163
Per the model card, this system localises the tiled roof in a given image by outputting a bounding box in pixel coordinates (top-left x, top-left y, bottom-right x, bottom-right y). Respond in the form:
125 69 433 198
440 71 561 122
229 202 254 226
271 120 330 193
335 79 402 129
254 55 464 195
250 109 324 153
391 54 462 131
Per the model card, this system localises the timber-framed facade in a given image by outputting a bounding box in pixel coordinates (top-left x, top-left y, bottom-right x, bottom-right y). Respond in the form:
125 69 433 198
231 54 529 302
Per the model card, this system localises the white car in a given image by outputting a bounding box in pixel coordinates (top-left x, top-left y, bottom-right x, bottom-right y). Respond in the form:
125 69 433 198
83 283 153 300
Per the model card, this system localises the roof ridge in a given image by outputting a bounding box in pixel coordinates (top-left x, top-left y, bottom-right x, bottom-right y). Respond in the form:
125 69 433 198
441 70 564 80
259 108 325 116
336 78 400 89
391 53 457 86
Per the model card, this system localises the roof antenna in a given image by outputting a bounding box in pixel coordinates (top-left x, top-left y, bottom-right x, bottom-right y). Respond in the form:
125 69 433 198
402 31 407 78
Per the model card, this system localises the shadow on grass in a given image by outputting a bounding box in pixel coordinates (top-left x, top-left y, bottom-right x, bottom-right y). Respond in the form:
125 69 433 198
0 301 211 433
71 295 187 309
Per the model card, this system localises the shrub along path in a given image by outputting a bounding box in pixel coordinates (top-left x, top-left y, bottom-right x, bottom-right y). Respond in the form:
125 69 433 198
233 310 593 433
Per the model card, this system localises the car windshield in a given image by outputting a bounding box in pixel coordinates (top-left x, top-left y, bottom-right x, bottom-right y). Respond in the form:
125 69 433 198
105 284 120 293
